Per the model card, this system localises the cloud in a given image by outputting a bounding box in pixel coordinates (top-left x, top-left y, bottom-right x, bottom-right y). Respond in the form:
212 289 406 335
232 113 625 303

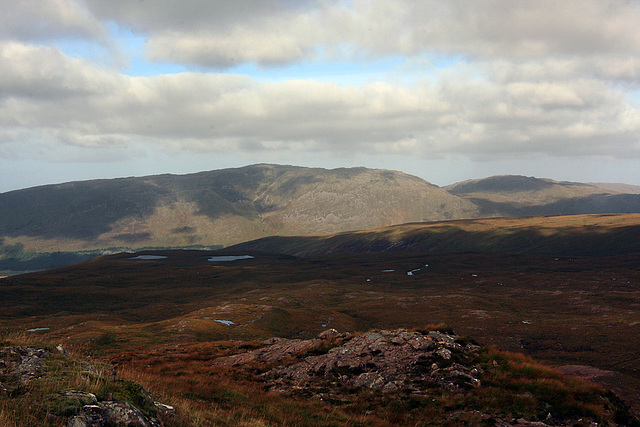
79 0 640 68
0 0 639 180
0 0 109 44
487 57 640 87
0 42 121 100
1 39 639 165
84 0 316 33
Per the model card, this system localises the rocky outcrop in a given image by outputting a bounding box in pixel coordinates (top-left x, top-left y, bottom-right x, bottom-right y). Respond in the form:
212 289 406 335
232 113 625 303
212 329 483 396
266 329 482 394
0 346 49 397
52 384 175 427
0 346 48 385
210 329 635 425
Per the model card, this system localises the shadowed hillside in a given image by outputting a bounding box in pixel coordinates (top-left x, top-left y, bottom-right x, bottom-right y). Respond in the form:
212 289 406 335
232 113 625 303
229 214 640 257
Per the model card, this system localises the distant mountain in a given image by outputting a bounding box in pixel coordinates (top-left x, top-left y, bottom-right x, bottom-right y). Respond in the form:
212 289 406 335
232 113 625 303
589 182 640 194
445 175 640 217
0 164 478 256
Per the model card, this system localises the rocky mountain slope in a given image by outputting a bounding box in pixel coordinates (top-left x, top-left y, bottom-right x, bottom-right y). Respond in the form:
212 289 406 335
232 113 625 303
210 328 637 426
0 164 478 255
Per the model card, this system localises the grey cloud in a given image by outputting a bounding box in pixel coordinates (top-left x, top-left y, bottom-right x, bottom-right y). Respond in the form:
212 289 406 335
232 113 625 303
146 29 313 68
0 43 122 100
0 0 109 44
84 0 317 33
2 42 639 164
4 1 640 73
488 57 640 86
102 0 640 69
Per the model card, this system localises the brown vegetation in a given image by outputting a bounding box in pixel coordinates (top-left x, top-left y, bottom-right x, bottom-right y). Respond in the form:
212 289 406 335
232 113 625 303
1 239 640 424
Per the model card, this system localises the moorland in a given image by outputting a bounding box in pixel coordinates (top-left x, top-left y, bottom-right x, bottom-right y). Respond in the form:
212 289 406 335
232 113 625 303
1 214 640 425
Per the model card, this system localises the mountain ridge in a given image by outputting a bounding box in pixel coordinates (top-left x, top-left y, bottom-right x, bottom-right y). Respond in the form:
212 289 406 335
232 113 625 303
0 164 479 254
3 164 640 273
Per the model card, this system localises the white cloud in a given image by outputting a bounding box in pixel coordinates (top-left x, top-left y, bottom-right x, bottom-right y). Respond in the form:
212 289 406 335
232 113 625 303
0 42 121 100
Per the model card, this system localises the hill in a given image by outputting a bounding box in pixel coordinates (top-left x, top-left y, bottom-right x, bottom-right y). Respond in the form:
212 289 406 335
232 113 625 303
446 175 640 216
0 164 478 256
230 214 640 257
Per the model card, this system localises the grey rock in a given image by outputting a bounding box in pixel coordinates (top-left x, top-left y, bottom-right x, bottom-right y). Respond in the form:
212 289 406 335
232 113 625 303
353 372 385 388
435 347 452 360
10 346 48 384
67 404 106 427
102 401 153 427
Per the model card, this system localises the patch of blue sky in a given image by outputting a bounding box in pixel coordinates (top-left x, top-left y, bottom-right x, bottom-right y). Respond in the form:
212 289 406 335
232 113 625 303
389 53 468 86
226 52 464 87
124 55 189 77
57 20 466 86
105 22 189 76
628 89 640 109
55 37 112 64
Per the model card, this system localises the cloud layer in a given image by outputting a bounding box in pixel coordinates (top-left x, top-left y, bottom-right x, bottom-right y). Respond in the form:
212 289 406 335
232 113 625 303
1 0 639 187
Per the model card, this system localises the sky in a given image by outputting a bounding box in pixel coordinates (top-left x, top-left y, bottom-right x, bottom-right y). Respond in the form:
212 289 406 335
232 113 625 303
1 0 640 193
